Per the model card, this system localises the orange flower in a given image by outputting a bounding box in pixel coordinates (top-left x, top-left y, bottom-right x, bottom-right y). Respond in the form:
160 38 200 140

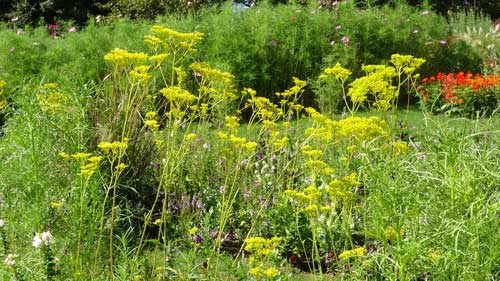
457 98 464 104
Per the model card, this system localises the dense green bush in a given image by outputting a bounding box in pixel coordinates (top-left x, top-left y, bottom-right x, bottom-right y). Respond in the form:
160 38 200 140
0 0 96 25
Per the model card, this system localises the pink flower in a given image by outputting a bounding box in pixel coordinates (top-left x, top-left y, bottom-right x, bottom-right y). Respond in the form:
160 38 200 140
342 35 349 45
439 40 447 45
48 24 58 30
68 26 77 33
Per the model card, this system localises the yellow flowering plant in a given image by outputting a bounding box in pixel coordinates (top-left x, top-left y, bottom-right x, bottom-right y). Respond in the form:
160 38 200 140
319 54 425 114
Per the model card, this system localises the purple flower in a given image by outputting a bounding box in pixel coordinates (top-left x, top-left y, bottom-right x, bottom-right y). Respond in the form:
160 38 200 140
239 158 249 168
270 39 278 46
341 36 349 45
192 234 203 244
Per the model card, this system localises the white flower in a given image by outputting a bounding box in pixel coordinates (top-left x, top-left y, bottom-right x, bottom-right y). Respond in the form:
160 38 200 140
41 231 55 245
32 233 43 248
32 231 55 248
0 219 5 228
4 254 17 266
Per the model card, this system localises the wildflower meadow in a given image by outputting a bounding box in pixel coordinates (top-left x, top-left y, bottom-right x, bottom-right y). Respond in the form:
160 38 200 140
1 1 500 280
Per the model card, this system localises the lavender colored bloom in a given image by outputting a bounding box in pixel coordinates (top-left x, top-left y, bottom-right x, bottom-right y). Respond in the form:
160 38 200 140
270 39 278 46
239 158 249 168
192 234 203 243
341 36 349 45
255 151 264 161
258 195 265 206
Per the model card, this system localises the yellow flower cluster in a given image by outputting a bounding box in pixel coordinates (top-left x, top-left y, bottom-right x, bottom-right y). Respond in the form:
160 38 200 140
129 65 151 84
37 83 69 112
98 139 129 158
326 173 359 202
391 140 409 154
246 96 283 122
244 236 281 259
301 145 324 159
333 116 388 142
321 54 425 113
104 48 148 68
338 247 368 259
390 54 426 75
146 25 203 54
149 25 203 45
276 77 307 99
0 80 6 110
160 86 197 104
248 267 279 279
319 62 352 82
190 62 234 86
244 236 281 279
284 185 322 202
348 65 397 111
225 116 240 130
148 53 168 68
66 152 102 179
144 111 159 131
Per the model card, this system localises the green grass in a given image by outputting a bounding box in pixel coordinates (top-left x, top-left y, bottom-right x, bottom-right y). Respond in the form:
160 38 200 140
1 2 500 280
